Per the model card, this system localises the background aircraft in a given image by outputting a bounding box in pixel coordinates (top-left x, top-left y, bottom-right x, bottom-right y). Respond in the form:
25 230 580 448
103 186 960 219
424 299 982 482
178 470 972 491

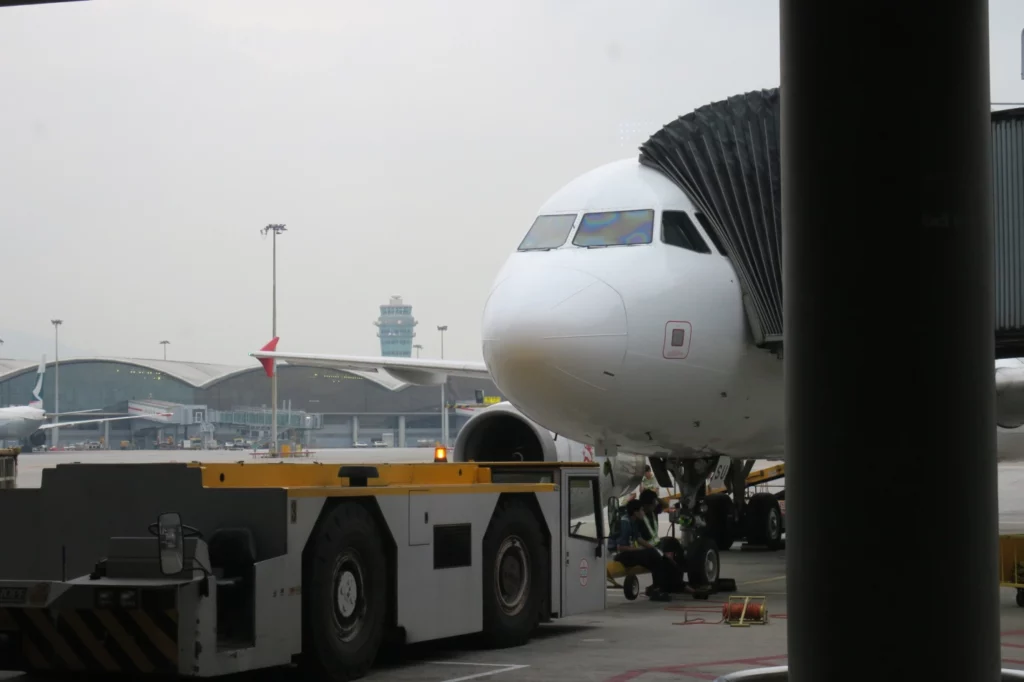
0 357 171 449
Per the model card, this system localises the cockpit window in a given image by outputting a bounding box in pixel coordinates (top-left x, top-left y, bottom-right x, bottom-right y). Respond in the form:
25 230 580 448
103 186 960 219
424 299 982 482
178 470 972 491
572 209 654 247
662 211 711 254
518 214 577 251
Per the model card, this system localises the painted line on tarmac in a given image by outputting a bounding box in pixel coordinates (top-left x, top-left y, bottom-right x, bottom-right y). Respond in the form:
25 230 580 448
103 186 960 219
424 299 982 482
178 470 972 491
432 661 529 682
604 654 789 682
737 574 786 586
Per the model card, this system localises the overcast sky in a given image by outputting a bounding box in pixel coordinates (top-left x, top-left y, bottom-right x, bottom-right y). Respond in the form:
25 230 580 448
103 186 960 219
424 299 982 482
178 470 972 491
3 0 1024 366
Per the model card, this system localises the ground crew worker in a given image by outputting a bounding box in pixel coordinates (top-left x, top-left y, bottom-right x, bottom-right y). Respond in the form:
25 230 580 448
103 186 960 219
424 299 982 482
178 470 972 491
614 499 671 601
641 465 659 493
628 466 660 502
638 489 696 593
638 488 663 541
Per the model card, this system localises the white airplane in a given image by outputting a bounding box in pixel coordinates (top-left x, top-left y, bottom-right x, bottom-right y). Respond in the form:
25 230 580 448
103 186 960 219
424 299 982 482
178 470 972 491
251 156 1024 554
0 357 172 449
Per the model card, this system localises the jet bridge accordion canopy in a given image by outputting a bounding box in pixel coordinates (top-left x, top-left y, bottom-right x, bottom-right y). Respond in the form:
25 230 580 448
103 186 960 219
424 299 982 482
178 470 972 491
640 88 1024 358
639 88 783 350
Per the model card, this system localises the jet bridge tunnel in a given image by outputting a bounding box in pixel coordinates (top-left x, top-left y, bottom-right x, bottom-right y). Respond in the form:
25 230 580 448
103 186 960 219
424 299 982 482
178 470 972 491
639 90 1024 360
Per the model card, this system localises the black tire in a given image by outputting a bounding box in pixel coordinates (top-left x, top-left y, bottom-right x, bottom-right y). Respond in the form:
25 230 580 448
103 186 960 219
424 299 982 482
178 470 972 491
685 536 720 588
1017 589 1024 608
746 493 784 550
481 497 547 648
624 574 640 601
304 501 388 682
704 493 736 551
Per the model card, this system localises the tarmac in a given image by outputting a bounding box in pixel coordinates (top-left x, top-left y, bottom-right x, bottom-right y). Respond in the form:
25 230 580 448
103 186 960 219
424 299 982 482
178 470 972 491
4 451 1024 680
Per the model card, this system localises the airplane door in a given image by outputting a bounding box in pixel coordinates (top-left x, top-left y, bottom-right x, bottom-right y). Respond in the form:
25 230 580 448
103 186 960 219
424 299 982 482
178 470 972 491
561 469 607 617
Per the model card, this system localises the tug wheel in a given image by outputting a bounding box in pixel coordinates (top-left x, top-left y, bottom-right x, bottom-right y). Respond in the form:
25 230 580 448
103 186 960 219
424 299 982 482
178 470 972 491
481 497 547 647
304 502 388 681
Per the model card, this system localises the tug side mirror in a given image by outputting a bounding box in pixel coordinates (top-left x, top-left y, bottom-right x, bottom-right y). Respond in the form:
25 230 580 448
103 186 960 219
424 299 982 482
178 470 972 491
157 512 184 576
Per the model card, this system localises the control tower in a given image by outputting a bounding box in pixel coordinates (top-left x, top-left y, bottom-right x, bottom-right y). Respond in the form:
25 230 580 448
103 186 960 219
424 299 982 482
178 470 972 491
375 296 417 357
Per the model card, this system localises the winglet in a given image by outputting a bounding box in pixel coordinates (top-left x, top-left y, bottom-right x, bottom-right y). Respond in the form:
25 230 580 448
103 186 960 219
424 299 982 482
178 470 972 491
258 337 280 377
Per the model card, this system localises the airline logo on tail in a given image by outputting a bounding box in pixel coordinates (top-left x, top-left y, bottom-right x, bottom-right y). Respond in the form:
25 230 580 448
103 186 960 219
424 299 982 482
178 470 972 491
28 355 45 409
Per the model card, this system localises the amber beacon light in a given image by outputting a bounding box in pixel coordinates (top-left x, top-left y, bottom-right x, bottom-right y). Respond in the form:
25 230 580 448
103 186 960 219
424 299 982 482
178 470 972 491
434 446 448 462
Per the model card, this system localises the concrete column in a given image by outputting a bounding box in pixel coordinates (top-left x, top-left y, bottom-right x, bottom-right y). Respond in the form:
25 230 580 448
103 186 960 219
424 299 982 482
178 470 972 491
104 421 110 450
398 415 406 447
781 1 998 679
352 416 359 446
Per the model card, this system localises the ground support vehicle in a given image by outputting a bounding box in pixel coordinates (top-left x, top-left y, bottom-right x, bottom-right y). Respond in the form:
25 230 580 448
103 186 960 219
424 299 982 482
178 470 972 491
0 448 16 490
0 460 607 680
1000 534 1024 607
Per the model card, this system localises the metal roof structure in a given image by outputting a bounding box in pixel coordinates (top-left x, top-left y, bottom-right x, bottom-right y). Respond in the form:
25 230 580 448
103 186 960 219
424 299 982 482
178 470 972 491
0 357 407 391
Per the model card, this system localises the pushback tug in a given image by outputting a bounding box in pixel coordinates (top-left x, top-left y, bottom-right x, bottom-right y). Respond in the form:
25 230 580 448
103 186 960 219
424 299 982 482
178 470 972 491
0 456 606 680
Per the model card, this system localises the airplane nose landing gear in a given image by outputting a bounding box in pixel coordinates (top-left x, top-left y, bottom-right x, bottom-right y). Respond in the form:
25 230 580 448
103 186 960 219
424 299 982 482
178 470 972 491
667 457 716 549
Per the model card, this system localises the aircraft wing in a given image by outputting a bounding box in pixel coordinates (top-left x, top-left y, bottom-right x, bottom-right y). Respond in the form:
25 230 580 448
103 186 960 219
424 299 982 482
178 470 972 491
250 337 490 387
37 413 173 430
46 409 102 417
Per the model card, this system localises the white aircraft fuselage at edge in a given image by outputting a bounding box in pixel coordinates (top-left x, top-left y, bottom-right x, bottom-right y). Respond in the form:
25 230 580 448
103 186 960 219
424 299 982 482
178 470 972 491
0 405 52 442
252 158 1024 493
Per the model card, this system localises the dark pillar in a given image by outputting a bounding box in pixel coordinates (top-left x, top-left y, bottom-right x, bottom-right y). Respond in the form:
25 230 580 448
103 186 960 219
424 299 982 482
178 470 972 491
781 1 999 680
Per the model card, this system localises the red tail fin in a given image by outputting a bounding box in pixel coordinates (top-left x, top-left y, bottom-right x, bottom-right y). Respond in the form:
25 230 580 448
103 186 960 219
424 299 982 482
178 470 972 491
258 337 280 377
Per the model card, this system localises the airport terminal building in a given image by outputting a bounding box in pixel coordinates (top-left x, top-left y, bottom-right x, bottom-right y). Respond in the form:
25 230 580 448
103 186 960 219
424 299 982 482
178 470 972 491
0 357 501 450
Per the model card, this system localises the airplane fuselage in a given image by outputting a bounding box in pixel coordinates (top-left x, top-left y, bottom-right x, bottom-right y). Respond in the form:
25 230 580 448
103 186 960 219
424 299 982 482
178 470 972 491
480 158 1024 463
481 159 785 460
0 406 46 441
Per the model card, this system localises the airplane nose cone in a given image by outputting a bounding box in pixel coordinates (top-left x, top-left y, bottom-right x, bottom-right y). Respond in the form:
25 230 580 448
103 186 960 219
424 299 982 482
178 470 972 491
482 268 627 417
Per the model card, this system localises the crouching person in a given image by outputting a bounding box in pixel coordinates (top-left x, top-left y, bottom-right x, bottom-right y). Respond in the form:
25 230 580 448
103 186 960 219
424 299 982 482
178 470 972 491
614 499 672 601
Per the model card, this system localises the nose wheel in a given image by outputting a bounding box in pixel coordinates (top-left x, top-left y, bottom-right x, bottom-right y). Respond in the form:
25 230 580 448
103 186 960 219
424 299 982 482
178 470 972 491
685 536 721 588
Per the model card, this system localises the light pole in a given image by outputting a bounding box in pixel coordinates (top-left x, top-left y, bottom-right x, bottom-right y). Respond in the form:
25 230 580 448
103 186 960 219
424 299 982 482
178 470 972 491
413 344 423 358
261 223 287 454
437 325 448 447
160 340 170 360
50 319 62 448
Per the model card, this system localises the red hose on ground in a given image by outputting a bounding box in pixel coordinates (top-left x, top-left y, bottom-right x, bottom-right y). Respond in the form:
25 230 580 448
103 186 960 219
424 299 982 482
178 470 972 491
723 601 765 620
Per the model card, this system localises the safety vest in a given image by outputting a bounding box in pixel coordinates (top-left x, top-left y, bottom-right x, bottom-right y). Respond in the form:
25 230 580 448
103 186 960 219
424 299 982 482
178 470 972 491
635 512 659 548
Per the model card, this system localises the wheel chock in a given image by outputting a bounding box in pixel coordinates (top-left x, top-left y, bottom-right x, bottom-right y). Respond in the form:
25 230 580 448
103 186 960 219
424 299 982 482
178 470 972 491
715 577 737 592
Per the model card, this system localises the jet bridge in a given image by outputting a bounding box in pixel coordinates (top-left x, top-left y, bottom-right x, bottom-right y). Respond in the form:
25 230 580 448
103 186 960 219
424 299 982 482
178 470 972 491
640 89 783 351
640 88 1024 359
